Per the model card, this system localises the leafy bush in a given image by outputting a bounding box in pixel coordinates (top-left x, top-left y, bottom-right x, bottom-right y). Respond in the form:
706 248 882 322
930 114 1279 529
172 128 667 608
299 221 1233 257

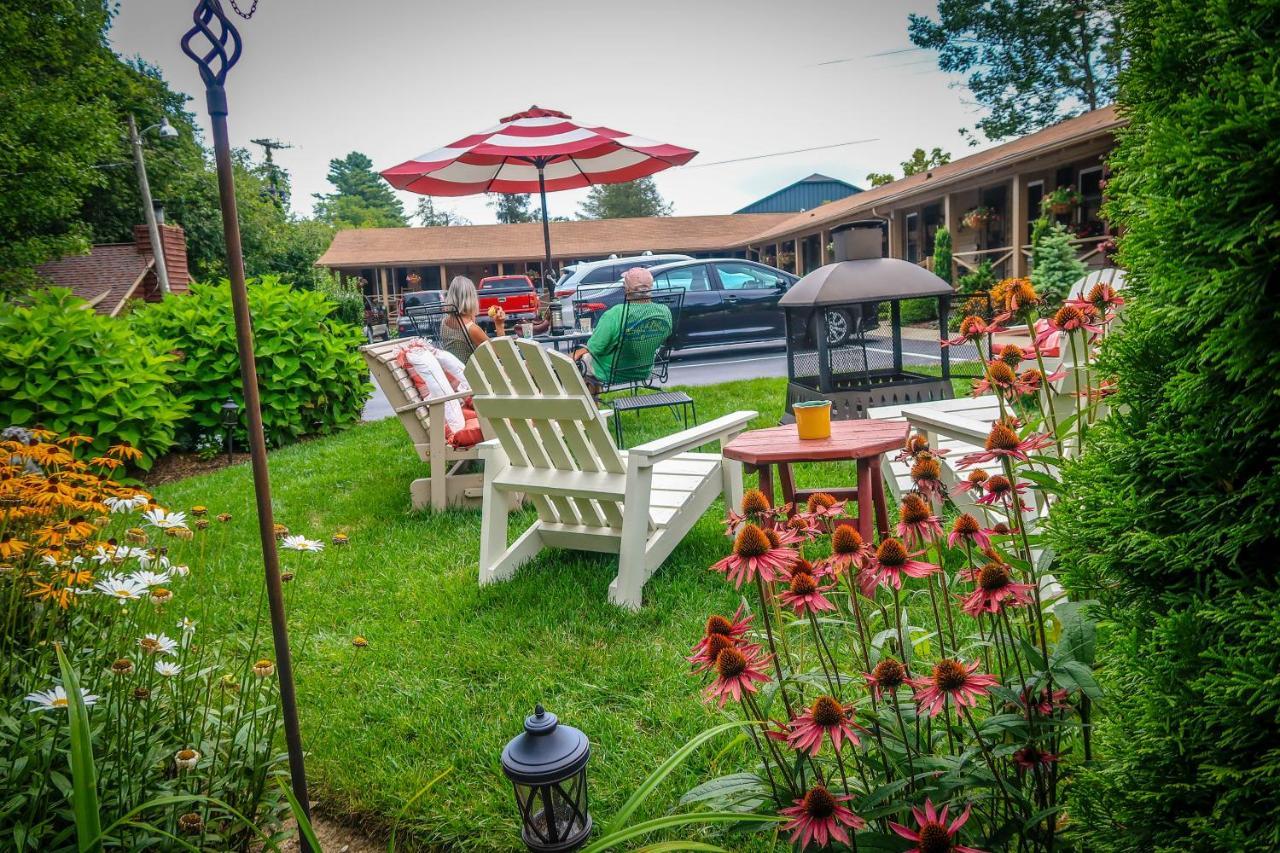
897 296 938 324
0 432 290 848
1049 1 1280 848
314 271 365 328
1029 221 1086 306
932 225 953 286
0 288 185 467
132 277 371 448
957 258 996 294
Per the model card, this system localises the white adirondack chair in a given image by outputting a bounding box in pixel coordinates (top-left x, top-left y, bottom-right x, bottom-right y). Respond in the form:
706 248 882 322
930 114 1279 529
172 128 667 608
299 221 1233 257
361 338 483 511
463 338 756 610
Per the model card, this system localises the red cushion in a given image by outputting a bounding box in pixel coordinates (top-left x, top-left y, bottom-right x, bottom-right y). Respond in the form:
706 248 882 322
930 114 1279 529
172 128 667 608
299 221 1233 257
449 413 483 449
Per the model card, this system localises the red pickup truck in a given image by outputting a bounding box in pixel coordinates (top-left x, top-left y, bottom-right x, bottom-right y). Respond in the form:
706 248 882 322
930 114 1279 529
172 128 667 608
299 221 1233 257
477 275 540 324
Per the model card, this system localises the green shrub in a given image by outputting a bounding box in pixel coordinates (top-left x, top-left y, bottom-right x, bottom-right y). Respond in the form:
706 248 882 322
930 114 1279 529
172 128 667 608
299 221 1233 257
1029 221 1086 305
315 271 365 328
897 296 938 324
932 225 953 285
1049 1 1280 848
132 277 371 448
0 288 184 466
956 258 996 294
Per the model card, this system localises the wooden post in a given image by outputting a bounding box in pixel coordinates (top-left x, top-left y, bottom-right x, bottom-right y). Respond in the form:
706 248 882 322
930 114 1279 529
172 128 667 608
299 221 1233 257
796 237 805 276
820 229 830 264
887 213 901 260
379 268 390 313
498 262 506 276
1010 173 1027 278
943 193 959 283
439 264 447 290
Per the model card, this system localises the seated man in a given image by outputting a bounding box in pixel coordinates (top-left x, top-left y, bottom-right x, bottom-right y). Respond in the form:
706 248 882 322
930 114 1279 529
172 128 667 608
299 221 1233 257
573 267 673 393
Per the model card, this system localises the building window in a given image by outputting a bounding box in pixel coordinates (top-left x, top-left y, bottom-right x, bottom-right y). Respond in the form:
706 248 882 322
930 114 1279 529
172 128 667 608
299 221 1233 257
1077 166 1105 238
905 212 921 263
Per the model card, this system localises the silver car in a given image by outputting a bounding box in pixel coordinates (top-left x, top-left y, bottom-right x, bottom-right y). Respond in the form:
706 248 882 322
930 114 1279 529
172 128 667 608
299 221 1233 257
553 253 692 326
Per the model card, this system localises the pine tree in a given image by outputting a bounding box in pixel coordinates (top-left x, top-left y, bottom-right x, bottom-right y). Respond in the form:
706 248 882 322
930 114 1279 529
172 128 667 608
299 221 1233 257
578 177 672 220
1029 221 1086 304
932 226 953 285
487 194 535 224
414 198 469 227
313 152 406 229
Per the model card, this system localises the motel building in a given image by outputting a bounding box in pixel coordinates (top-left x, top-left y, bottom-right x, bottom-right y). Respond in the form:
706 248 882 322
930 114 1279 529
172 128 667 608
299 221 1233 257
317 106 1122 313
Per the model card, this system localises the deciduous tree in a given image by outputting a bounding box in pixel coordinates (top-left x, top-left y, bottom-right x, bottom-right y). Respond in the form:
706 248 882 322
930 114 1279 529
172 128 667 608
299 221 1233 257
578 177 673 219
867 147 952 187
908 1 1122 141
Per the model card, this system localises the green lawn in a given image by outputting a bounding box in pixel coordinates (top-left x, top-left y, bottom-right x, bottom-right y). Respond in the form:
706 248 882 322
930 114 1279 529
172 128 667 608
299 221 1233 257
153 376 959 851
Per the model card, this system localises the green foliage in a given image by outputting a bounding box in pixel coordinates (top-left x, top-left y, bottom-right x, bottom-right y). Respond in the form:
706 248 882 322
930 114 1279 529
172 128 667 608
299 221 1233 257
867 147 952 186
1029 221 1086 305
0 0 121 294
578 177 673 219
898 297 938 324
413 197 470 227
957 258 997 294
314 270 366 327
908 1 1121 141
0 289 184 466
932 226 953 285
487 193 536 224
1048 1 1280 848
314 151 406 229
131 277 371 449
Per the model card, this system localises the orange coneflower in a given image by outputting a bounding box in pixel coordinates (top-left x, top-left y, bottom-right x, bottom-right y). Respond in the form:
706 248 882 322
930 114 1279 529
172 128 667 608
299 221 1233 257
0 534 27 560
107 444 143 462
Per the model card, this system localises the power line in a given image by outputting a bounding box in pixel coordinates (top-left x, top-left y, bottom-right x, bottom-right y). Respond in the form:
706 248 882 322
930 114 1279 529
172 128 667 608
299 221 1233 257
814 46 926 66
687 138 878 169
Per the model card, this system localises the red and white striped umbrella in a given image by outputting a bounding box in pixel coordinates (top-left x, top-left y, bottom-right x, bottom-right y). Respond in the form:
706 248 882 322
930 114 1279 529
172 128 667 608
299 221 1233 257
380 105 697 197
380 106 697 287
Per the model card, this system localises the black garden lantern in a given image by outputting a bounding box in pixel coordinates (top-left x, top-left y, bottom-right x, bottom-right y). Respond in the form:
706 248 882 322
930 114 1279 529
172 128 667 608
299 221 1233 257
780 220 954 420
502 705 592 852
219 395 239 461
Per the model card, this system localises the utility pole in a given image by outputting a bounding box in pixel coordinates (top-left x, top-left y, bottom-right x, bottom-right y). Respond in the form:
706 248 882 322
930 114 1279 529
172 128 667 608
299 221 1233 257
128 115 171 295
251 137 293 208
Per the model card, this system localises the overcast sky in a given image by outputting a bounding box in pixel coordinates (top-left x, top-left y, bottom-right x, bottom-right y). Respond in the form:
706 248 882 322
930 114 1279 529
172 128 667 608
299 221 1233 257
109 0 985 225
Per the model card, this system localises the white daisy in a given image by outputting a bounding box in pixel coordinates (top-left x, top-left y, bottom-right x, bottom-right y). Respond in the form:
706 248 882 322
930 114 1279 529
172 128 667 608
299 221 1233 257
170 564 190 578
129 569 171 589
142 508 186 530
281 535 324 553
139 633 178 657
154 661 182 678
177 617 197 634
94 575 148 604
137 550 170 572
89 546 115 565
25 685 99 712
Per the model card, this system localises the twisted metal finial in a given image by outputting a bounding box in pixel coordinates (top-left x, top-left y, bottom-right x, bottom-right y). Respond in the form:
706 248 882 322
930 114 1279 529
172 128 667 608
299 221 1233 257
180 0 242 101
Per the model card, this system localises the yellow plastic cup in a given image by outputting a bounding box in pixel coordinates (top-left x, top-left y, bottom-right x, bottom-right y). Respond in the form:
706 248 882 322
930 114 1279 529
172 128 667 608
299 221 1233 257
794 400 832 440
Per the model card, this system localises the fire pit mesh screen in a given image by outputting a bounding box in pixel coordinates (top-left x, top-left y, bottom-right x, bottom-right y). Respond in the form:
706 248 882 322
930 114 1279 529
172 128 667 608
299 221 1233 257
791 327 896 380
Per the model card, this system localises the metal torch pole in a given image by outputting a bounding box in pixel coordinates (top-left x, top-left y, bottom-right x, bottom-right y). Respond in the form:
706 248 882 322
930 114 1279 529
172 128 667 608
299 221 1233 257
182 4 311 845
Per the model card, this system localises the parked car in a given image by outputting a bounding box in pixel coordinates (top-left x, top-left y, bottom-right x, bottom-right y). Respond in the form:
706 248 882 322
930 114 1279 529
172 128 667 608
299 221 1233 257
573 259 878 350
554 253 693 326
396 289 445 338
477 274 540 327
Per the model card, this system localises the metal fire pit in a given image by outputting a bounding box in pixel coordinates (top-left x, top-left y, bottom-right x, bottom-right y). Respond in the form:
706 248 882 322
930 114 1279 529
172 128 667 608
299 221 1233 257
780 220 953 420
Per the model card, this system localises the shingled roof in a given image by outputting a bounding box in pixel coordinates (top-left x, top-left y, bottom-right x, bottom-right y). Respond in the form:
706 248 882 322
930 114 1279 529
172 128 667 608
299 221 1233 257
36 244 153 316
316 213 791 268
747 105 1124 244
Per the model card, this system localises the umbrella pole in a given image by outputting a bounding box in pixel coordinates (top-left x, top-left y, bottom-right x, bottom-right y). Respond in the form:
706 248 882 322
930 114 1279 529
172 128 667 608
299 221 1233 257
538 164 553 297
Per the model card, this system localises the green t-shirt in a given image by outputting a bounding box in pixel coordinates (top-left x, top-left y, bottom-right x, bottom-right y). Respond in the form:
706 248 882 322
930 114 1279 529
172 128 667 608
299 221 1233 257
586 301 673 384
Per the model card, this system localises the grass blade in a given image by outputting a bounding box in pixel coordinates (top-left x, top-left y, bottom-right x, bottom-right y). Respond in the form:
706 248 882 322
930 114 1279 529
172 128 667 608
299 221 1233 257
279 779 322 852
602 720 752 837
584 811 785 852
56 644 102 853
389 766 453 852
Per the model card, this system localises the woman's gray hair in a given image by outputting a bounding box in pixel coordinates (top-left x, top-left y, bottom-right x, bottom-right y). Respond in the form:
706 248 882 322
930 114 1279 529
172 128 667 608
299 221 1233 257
444 275 479 318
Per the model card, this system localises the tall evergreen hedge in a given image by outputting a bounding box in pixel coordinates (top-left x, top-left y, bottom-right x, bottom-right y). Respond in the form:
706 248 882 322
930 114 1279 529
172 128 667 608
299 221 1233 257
1049 1 1280 848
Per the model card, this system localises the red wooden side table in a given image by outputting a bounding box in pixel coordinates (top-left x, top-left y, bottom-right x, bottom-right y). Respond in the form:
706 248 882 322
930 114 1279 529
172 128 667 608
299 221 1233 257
723 419 909 542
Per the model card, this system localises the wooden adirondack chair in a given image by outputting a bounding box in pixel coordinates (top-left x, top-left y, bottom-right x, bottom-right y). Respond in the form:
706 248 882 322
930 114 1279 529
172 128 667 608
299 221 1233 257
463 337 756 610
361 338 483 511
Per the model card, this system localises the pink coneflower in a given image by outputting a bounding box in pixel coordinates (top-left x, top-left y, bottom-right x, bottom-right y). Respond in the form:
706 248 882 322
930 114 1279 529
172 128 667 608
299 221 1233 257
997 344 1025 368
1068 282 1125 322
778 568 837 615
1013 744 1060 773
781 513 825 542
942 315 1006 348
1020 686 1072 717
889 799 986 853
786 695 863 755
910 453 945 500
959 422 1054 467
687 607 755 672
958 562 1036 616
710 523 798 588
954 469 989 496
865 657 907 701
872 539 938 590
897 494 943 548
704 646 772 707
908 659 998 717
972 360 1034 399
805 493 847 520
724 490 788 536
780 786 866 850
826 524 873 575
947 514 992 551
975 474 1029 508
897 431 932 462
1050 304 1102 335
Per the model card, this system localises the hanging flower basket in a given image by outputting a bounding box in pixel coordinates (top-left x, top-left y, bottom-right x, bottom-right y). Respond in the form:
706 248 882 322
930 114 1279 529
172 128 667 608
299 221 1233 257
1044 186 1082 216
961 207 994 230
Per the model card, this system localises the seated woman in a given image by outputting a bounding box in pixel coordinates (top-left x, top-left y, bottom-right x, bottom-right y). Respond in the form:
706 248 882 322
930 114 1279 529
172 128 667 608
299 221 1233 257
573 267 672 394
440 276 504 363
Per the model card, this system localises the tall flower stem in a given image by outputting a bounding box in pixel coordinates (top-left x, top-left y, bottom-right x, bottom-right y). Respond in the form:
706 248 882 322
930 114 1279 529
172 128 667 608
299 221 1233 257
807 611 842 699
1002 457 1052 669
744 692 798 796
890 696 917 792
961 704 1016 815
1068 329 1087 453
738 696 783 804
754 576 796 720
1024 307 1064 457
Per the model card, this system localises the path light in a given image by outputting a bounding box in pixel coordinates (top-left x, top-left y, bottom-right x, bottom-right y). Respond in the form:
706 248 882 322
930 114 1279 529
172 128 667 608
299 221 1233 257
502 704 592 852
219 395 239 461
